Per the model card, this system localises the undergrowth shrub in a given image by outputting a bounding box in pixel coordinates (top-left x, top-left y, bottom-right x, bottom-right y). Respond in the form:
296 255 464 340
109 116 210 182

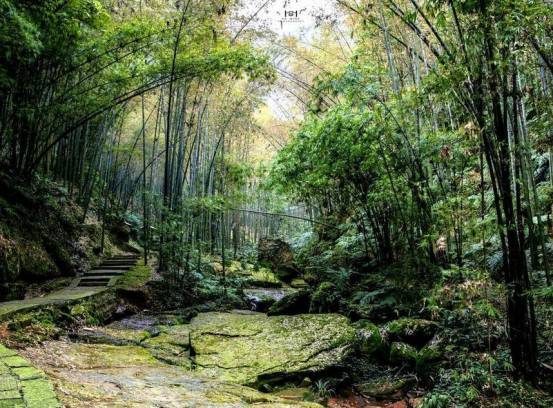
420 350 553 408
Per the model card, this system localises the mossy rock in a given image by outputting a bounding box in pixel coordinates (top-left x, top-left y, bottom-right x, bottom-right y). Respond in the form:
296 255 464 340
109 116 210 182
389 342 418 366
18 242 59 280
42 239 74 277
29 339 321 407
3 356 32 368
0 282 25 302
290 278 309 289
0 344 60 407
143 330 190 350
267 290 311 316
272 387 311 401
0 238 21 283
190 312 356 385
12 366 46 381
107 220 131 244
309 281 340 313
354 319 387 356
58 343 160 369
142 332 191 368
73 327 150 346
246 268 282 288
383 318 439 347
0 344 18 358
243 289 296 313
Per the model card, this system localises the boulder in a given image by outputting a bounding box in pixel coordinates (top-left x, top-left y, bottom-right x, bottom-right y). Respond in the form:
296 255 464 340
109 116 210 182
189 312 356 385
353 319 387 356
267 290 311 316
244 291 276 312
389 342 418 366
25 340 320 407
346 289 400 323
258 238 294 266
257 238 299 282
246 267 282 288
383 318 439 348
290 278 309 289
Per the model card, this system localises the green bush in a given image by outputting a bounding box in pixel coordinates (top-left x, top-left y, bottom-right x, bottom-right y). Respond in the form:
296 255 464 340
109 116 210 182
420 351 553 407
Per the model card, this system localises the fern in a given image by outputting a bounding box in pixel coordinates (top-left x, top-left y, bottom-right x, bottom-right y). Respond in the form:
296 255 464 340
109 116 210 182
486 250 503 275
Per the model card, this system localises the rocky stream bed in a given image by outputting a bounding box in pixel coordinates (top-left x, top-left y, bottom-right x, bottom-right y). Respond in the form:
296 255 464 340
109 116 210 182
19 310 356 407
3 252 435 407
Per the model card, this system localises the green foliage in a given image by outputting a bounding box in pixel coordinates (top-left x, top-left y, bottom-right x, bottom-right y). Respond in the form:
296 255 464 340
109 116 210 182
309 281 340 313
0 0 274 177
532 285 553 300
420 350 553 407
311 379 335 401
422 269 506 351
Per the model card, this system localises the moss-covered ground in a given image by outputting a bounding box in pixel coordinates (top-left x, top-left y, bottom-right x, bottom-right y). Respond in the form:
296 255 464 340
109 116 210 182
115 261 152 290
0 344 59 407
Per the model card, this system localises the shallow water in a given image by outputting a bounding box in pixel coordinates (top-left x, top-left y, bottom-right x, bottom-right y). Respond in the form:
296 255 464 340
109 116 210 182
243 287 296 310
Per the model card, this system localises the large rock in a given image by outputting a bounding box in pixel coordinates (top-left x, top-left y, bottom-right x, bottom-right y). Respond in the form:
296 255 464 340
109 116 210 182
389 342 418 366
267 290 311 316
257 238 299 282
354 319 387 356
189 311 356 385
22 340 320 407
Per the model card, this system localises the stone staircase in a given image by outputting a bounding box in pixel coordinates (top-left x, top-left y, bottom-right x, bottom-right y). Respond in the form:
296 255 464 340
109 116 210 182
76 255 140 287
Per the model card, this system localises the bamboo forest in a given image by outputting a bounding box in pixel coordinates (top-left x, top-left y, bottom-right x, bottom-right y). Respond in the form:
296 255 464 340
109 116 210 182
1 0 553 407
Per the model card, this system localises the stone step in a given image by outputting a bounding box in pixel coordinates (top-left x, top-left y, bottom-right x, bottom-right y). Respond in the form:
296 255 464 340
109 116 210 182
81 275 115 280
77 277 111 287
97 265 133 270
110 255 140 259
85 270 125 277
102 262 136 266
78 281 110 287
